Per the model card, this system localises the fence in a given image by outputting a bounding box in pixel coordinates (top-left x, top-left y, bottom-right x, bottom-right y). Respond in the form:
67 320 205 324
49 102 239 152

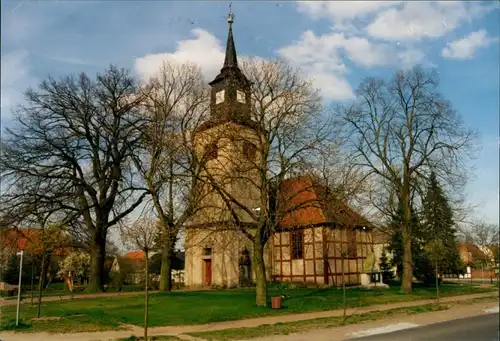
471 269 497 279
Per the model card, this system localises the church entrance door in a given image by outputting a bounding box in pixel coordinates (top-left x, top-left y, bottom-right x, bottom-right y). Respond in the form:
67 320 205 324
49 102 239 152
204 259 212 286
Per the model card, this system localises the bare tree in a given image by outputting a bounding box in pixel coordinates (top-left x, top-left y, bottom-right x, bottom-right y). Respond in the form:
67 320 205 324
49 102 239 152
0 66 151 292
122 216 158 341
194 58 336 306
339 66 477 293
134 61 210 292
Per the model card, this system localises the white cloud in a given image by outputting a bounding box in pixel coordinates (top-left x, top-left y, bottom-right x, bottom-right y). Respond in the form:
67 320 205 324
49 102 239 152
442 30 498 60
135 28 225 81
341 36 395 67
1 50 37 118
289 1 498 101
297 1 400 25
277 31 427 100
397 48 427 69
278 31 355 100
135 27 355 102
308 72 354 101
367 2 496 41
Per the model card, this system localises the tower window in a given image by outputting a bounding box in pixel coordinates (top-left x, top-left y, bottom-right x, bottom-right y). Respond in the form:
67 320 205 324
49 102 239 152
243 141 257 160
291 230 304 259
205 143 218 160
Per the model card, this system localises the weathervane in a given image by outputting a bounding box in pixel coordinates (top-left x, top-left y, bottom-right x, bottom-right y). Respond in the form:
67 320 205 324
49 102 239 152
228 2 234 24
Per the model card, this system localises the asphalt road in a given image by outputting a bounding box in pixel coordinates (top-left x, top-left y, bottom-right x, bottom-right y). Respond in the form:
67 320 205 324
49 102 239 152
349 313 499 341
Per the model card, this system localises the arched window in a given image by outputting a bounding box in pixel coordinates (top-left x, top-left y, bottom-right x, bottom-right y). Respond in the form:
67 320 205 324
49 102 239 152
243 141 256 161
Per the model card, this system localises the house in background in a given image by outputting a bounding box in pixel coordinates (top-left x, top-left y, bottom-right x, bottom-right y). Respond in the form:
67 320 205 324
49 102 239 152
110 250 185 286
110 251 146 285
1 227 69 257
456 242 498 279
458 242 484 267
1 227 70 289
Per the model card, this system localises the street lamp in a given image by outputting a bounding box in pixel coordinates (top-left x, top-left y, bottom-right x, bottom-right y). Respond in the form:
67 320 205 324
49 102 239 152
16 250 24 327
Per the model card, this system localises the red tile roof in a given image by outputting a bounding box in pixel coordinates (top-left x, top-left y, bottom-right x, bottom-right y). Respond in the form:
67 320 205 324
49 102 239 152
278 175 374 229
125 250 146 260
458 242 488 264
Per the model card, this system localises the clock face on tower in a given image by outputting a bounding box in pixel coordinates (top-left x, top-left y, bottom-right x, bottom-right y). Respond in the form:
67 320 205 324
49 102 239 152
216 90 225 104
237 90 246 104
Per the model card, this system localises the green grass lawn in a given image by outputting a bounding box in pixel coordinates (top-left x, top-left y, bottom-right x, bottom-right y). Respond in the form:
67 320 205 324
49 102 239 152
0 282 495 333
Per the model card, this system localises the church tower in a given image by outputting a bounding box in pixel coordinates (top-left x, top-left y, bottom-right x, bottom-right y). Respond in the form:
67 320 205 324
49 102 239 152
193 7 262 224
185 8 263 288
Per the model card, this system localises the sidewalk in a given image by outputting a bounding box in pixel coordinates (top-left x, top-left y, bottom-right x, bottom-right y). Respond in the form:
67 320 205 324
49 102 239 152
0 291 497 341
246 298 500 341
0 290 159 307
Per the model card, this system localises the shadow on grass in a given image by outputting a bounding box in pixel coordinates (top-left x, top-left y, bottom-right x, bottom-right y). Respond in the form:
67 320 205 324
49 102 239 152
1 319 32 331
118 336 182 341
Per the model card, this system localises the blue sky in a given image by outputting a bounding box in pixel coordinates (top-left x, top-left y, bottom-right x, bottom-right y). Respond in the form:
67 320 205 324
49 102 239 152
1 1 499 225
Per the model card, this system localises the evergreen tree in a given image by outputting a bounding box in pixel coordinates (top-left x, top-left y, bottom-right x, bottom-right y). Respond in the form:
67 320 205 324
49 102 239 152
387 197 444 285
387 201 423 280
379 248 394 282
388 173 464 288
422 172 463 279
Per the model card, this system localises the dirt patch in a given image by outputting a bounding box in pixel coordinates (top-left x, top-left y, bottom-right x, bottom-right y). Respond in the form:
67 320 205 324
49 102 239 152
32 316 63 321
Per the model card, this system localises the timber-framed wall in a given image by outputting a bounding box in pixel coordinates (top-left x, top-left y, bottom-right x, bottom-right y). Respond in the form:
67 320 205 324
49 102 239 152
271 224 373 286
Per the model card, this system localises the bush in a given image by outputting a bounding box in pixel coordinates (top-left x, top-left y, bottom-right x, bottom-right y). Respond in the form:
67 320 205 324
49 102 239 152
110 271 127 290
413 250 441 286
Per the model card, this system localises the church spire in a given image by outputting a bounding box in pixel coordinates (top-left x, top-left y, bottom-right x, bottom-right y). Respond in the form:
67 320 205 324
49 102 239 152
205 4 252 126
223 3 238 69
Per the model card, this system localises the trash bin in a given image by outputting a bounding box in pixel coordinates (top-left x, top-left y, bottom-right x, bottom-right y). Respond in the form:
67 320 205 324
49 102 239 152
271 296 282 309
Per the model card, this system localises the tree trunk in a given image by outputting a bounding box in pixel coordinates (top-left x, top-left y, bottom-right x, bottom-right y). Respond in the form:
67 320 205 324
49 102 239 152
87 230 106 293
159 244 173 292
253 239 267 307
400 190 413 293
435 254 439 303
30 258 35 307
41 254 51 289
36 253 46 318
401 227 413 293
144 250 149 341
342 253 347 323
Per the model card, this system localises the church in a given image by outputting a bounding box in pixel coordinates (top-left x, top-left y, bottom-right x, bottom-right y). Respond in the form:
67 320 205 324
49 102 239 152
184 11 376 289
